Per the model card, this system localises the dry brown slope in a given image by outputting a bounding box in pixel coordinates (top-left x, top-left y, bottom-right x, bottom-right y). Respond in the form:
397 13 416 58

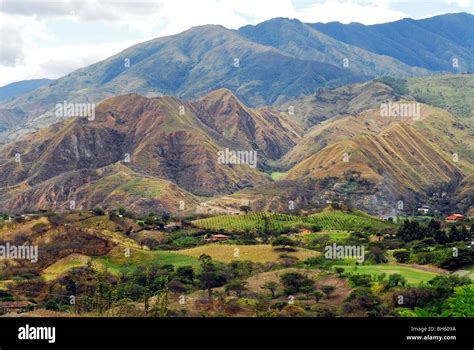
284 122 464 197
0 91 290 201
190 88 302 161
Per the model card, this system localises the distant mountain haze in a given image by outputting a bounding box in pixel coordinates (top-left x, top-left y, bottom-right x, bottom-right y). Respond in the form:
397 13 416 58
0 79 54 103
311 12 474 72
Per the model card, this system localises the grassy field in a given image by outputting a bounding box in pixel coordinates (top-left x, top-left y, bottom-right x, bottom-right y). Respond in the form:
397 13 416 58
270 172 286 180
177 244 319 263
92 247 200 275
192 209 395 233
43 254 91 281
303 231 351 242
334 264 440 285
40 249 200 280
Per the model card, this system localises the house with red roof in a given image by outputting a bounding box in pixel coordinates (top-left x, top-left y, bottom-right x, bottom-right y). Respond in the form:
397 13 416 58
445 213 465 222
0 301 34 313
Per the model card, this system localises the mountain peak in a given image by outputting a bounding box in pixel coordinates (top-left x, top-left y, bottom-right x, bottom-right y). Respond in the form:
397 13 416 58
200 88 239 102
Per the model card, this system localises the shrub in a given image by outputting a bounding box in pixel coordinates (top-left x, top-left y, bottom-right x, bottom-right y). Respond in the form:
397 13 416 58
393 250 410 263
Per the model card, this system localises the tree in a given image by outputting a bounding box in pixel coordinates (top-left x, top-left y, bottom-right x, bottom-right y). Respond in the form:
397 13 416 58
458 226 470 242
300 282 315 296
167 280 188 294
150 276 169 317
428 275 471 299
277 254 299 267
118 207 127 217
343 287 383 315
271 236 295 250
225 281 247 297
388 273 406 287
93 268 113 314
262 281 278 298
393 250 410 263
31 222 48 234
48 214 66 227
398 220 423 242
448 226 460 242
366 246 387 264
92 207 105 216
427 219 442 239
448 285 474 317
144 267 152 314
280 272 313 295
312 291 324 302
320 285 336 299
176 266 195 285
239 205 251 214
198 254 213 270
348 274 372 287
433 228 447 244
260 215 273 243
197 254 227 301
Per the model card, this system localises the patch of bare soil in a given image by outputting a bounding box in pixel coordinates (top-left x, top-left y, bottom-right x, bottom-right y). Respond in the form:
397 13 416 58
315 274 352 307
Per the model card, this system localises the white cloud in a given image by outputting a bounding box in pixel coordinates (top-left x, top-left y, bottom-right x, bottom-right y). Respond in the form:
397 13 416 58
448 0 473 8
0 39 142 86
152 0 297 36
0 13 51 67
297 0 410 24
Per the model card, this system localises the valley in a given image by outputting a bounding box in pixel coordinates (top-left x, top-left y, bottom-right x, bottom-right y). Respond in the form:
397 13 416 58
0 12 472 320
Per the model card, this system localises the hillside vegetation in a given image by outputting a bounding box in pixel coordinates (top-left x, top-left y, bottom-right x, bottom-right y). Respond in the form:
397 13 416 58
192 209 396 233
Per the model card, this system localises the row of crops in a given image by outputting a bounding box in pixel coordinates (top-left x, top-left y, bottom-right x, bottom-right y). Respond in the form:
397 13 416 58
191 210 396 233
306 211 395 231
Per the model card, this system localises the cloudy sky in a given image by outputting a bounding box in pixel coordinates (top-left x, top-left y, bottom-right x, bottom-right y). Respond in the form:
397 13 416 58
0 0 473 86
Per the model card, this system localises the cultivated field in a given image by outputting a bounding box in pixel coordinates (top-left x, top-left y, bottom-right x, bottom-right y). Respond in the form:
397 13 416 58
192 209 395 233
177 244 319 263
334 264 441 285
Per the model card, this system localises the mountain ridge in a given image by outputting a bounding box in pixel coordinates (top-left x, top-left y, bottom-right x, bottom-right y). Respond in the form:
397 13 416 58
2 13 470 144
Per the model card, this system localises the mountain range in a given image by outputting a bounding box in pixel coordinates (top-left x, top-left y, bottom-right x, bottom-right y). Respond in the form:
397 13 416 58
0 74 473 216
0 13 472 217
0 13 472 145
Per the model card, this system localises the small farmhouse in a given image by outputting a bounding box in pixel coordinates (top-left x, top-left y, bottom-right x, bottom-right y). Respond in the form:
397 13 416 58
205 234 230 243
0 301 34 313
445 213 465 222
